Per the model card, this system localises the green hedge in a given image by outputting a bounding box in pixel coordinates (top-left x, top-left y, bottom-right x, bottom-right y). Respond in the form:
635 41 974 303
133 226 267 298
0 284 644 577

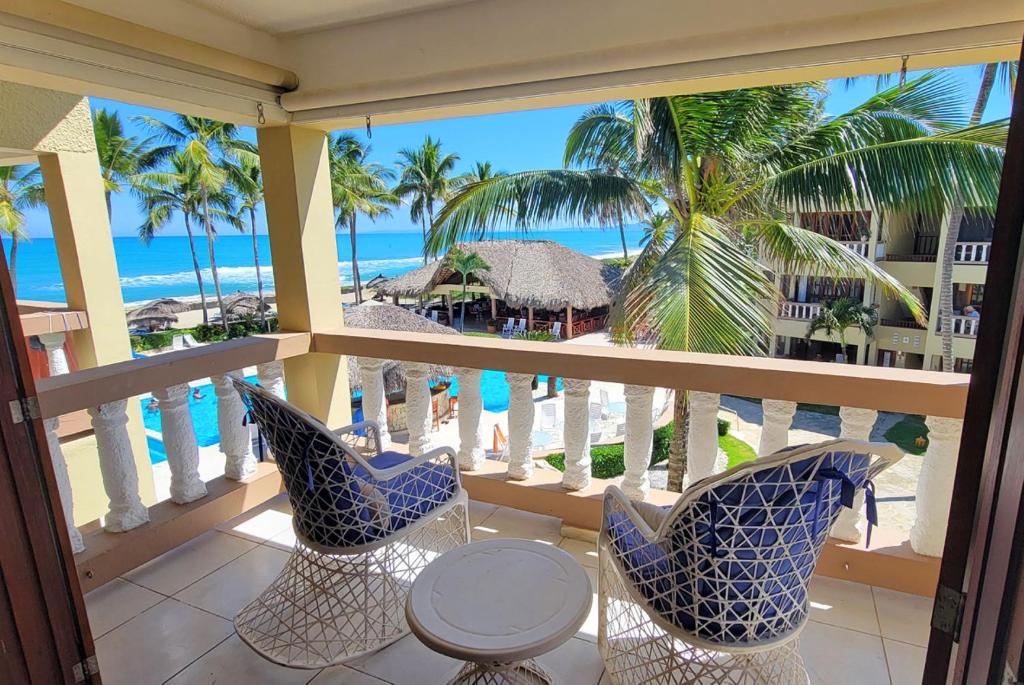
130 317 279 352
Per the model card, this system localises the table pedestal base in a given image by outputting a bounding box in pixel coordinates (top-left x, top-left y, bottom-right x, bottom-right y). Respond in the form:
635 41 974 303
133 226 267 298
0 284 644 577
449 659 553 685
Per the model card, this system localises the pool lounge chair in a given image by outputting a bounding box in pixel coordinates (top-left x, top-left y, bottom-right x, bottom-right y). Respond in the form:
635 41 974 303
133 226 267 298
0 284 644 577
598 439 902 684
230 378 470 668
551 321 562 338
171 333 201 350
514 318 527 335
430 310 439 322
500 319 515 337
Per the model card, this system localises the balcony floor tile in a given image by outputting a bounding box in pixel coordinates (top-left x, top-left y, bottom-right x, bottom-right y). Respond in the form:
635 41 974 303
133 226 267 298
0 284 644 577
85 577 164 639
808 576 881 635
174 544 290 620
166 634 315 685
873 586 933 647
470 505 562 543
883 637 926 683
124 530 258 595
800 621 889 685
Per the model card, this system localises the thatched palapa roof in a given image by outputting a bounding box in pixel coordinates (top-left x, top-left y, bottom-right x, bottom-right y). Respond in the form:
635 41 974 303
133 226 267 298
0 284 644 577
220 292 271 320
365 273 390 289
344 302 458 394
127 299 185 330
379 240 621 310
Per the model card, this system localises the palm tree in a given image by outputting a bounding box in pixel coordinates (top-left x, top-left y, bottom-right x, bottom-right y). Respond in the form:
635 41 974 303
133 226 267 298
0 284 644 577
394 136 460 263
328 133 398 304
805 298 878 360
0 165 44 288
92 108 169 222
232 157 268 329
138 115 256 331
446 247 491 332
428 73 1006 491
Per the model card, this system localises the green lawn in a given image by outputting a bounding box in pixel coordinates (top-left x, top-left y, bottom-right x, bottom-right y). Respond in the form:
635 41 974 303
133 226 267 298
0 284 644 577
884 414 929 455
720 433 758 469
464 331 499 338
796 403 840 416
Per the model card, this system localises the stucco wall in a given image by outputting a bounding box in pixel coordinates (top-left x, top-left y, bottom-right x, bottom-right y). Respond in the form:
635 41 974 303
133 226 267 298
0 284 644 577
0 81 95 154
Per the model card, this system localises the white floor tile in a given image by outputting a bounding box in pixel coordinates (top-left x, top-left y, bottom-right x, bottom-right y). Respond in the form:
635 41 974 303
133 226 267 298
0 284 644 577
95 599 233 685
873 587 933 647
884 638 926 684
800 621 889 685
310 665 392 684
537 636 604 684
217 495 294 544
468 500 499 526
125 531 257 595
471 506 562 543
576 566 599 643
343 634 461 684
175 545 290 619
808 576 881 635
559 537 599 569
166 634 314 685
85 578 164 638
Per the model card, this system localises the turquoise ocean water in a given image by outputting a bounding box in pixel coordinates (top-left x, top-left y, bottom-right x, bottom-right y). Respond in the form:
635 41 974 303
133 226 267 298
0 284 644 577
7 227 644 305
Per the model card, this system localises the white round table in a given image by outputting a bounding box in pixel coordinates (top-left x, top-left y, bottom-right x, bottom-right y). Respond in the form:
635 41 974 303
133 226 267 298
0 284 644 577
405 538 593 684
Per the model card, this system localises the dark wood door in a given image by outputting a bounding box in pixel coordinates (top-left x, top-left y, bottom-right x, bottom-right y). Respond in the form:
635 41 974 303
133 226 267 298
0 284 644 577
0 239 99 681
923 37 1024 683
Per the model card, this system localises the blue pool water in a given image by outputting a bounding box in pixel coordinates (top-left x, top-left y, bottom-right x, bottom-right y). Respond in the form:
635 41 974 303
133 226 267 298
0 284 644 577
142 370 560 464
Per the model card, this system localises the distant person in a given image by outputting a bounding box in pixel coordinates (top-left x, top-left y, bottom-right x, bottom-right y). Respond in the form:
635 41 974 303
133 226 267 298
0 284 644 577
964 305 981 319
192 387 205 401
146 398 159 414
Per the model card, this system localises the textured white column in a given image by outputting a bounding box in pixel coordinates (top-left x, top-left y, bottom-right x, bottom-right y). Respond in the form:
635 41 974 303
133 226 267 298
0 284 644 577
561 378 592 491
405 363 434 456
910 416 963 557
758 399 797 457
257 360 286 399
687 391 720 482
455 367 485 471
88 400 149 532
212 372 257 480
153 384 207 504
44 418 84 553
506 373 536 480
38 332 70 375
831 406 878 543
358 358 392 450
622 384 655 501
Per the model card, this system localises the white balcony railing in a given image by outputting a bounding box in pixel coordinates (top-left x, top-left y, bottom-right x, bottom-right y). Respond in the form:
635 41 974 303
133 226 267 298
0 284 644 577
951 315 981 337
954 241 991 264
779 301 823 320
839 240 869 258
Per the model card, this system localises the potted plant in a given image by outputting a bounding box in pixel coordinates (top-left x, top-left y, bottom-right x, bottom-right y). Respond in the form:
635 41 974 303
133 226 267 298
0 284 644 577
486 319 498 334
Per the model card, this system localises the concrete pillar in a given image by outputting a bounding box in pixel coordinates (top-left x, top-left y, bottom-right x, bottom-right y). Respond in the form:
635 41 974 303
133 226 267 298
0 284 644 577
490 297 497 319
622 384 654 501
44 418 84 553
38 332 70 375
258 125 350 428
257 361 286 399
455 368 485 471
561 378 592 491
153 384 207 504
506 372 536 480
527 306 534 331
910 416 963 557
566 306 574 339
89 400 149 532
758 399 797 457
212 372 257 480
359 358 392 450
687 391 720 481
831 407 878 543
405 363 434 456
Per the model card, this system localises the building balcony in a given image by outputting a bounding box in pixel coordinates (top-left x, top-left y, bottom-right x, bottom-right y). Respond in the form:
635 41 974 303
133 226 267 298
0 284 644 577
778 301 823 320
954 241 991 264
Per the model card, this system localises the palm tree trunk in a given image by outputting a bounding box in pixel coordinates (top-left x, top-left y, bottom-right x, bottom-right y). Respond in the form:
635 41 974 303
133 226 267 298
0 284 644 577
667 390 689 492
183 215 209 325
9 235 17 290
202 191 228 334
349 214 362 304
940 205 964 372
248 207 267 330
971 63 998 126
615 205 629 261
460 276 467 332
422 200 433 264
105 191 113 223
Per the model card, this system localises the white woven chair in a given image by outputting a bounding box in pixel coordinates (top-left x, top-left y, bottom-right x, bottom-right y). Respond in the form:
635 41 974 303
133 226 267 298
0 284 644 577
598 439 902 684
231 378 470 669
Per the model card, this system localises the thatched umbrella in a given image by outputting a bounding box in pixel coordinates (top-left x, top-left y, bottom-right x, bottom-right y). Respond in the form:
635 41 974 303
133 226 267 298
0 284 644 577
365 273 390 289
344 302 458 394
221 291 272 320
126 312 178 331
127 297 190 317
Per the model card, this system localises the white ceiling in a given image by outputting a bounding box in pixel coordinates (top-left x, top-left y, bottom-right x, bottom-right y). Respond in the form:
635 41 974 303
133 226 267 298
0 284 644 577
179 0 482 34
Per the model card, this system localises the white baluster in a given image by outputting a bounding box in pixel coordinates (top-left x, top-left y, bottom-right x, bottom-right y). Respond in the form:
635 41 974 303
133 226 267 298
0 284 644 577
455 367 484 471
687 391 720 482
44 418 84 553
405 363 434 456
359 358 392 450
622 384 654 501
910 416 963 557
153 384 207 504
89 400 149 532
506 373 536 480
257 361 286 399
831 406 878 543
561 378 591 491
758 399 797 457
38 332 70 375
212 372 257 480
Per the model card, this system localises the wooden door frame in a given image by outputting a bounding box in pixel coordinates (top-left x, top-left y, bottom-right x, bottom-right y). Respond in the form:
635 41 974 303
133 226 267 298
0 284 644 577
0 239 99 682
924 37 1024 683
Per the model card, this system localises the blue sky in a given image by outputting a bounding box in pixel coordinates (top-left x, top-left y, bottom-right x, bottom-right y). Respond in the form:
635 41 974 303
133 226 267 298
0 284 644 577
19 64 1013 238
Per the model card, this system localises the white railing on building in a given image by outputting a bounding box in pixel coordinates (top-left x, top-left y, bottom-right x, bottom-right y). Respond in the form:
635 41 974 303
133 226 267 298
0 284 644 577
839 241 869 258
779 302 823 320
954 241 991 264
874 242 886 260
951 315 980 337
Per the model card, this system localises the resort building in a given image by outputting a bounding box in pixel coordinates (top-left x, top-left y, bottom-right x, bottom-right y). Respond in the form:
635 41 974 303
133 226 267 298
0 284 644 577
772 209 992 372
0 2 1021 685
377 240 620 338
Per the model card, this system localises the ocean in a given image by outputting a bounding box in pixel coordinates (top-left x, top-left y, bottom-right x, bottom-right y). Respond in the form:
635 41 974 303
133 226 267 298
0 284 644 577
7 228 645 305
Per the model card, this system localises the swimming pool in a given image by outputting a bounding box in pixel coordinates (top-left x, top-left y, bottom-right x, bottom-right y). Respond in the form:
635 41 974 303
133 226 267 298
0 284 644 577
142 370 559 463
